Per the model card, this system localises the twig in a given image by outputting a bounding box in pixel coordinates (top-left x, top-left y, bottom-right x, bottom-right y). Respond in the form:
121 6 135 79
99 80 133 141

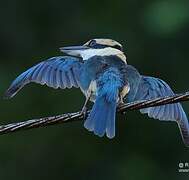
0 91 189 135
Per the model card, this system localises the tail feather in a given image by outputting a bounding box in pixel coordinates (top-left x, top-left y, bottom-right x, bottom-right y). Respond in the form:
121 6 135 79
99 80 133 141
84 96 117 138
94 100 108 137
106 102 116 138
84 67 125 138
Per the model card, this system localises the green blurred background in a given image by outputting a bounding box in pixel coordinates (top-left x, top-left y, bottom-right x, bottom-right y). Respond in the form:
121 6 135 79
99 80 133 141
0 0 189 179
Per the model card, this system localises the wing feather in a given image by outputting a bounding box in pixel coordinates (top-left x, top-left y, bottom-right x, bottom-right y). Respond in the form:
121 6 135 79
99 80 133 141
134 76 189 146
5 56 82 98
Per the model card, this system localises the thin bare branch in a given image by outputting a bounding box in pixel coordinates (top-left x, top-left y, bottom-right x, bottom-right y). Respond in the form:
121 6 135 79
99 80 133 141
0 91 189 135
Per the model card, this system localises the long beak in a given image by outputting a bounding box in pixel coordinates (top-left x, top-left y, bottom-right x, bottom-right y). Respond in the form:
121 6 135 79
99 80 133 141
59 45 89 56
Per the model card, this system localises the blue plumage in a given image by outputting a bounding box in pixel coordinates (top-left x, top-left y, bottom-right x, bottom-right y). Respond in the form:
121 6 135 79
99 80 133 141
132 76 189 146
84 68 123 138
84 96 116 138
4 38 189 146
4 56 82 99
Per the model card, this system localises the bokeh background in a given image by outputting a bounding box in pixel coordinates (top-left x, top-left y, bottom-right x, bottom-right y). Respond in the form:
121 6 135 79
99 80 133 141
0 0 189 179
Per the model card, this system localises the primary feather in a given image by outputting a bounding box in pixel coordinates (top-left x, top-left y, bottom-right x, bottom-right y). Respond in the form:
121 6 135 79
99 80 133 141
4 56 82 99
134 76 189 146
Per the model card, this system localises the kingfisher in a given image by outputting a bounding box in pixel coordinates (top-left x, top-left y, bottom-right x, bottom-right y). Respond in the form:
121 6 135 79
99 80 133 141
5 38 189 146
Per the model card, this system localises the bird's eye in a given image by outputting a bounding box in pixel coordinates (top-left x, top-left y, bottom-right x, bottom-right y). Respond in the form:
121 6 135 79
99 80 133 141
89 40 96 47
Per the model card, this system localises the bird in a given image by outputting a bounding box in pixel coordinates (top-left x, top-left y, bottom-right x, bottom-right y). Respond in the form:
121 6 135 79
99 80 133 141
4 38 189 146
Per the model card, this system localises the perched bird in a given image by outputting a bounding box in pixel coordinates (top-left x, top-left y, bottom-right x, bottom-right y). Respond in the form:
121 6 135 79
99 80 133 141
5 38 189 146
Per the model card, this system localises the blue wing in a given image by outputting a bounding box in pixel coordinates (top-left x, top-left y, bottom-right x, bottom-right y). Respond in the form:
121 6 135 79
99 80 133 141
84 67 126 138
134 76 189 146
5 56 83 98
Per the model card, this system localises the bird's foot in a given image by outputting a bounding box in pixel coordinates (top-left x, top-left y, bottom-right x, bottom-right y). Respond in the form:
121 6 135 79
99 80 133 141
118 97 125 107
118 101 125 106
118 97 126 115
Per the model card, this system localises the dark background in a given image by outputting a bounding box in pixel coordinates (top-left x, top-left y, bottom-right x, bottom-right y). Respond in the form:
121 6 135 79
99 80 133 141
0 0 189 179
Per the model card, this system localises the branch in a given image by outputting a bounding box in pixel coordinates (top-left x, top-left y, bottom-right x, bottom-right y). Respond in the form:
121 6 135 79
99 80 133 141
0 91 189 135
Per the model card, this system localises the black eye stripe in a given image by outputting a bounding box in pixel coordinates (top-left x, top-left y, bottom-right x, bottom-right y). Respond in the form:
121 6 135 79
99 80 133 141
92 44 108 49
91 44 122 51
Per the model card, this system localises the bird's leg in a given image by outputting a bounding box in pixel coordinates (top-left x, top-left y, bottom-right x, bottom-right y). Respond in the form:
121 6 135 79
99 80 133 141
118 84 130 108
118 95 126 115
81 98 89 113
81 94 91 119
119 94 124 106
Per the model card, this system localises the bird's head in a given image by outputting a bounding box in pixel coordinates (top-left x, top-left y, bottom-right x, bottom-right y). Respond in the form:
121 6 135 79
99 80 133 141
60 38 126 63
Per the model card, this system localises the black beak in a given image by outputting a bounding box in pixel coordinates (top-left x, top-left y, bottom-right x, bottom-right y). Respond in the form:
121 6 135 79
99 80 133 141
60 45 89 53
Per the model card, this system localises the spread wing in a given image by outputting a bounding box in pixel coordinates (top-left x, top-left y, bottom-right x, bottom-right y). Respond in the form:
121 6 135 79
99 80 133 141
134 76 189 146
5 56 83 99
